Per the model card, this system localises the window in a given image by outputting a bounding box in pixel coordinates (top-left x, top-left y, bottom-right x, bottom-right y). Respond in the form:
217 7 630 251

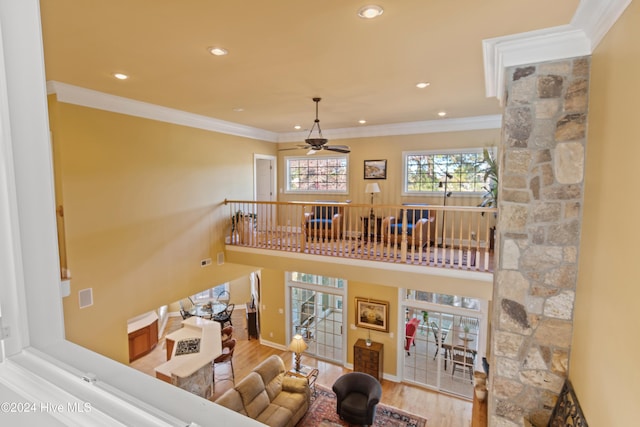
290 271 345 289
408 290 480 310
403 149 490 194
191 283 229 302
286 156 348 193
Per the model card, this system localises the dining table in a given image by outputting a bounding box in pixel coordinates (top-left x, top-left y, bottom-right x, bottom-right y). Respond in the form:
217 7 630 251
190 302 226 319
441 325 478 371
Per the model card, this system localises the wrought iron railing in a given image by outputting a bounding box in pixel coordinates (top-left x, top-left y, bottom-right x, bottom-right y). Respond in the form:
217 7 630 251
224 200 496 273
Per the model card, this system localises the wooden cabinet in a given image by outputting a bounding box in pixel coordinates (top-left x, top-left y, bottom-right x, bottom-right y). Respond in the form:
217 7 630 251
128 319 158 362
246 302 259 340
353 339 383 382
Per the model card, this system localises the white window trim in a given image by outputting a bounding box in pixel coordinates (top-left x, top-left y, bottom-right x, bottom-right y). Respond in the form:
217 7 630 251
0 3 259 425
401 148 489 196
284 155 350 195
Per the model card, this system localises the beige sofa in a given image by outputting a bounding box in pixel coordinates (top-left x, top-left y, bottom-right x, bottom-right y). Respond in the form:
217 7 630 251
214 355 310 427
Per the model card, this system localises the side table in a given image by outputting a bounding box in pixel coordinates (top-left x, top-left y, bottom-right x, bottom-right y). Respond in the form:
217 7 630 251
286 365 319 396
361 216 383 242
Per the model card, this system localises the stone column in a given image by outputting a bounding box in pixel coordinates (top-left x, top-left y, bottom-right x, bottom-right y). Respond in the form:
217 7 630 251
490 57 590 426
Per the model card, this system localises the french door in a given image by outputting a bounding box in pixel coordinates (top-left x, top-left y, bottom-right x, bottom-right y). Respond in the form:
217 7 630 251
402 290 487 399
287 272 346 364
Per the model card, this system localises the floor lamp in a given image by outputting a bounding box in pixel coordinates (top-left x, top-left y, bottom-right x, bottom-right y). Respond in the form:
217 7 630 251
365 182 381 220
364 183 381 241
439 173 452 247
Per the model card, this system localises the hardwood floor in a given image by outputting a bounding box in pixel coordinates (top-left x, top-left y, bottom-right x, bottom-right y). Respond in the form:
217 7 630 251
131 313 473 427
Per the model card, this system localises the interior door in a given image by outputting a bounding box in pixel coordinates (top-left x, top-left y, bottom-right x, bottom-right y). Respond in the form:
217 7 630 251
254 156 275 232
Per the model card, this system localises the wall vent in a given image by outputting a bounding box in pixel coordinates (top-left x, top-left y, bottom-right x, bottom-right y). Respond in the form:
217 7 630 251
78 288 93 309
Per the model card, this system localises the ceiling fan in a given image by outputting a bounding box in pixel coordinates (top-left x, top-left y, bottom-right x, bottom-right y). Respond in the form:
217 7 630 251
280 97 351 155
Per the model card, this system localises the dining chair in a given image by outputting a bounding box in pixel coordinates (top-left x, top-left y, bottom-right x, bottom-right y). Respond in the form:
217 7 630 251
213 303 235 328
221 325 233 342
404 318 420 356
179 298 195 319
215 290 230 307
451 345 475 382
430 322 447 360
213 338 236 389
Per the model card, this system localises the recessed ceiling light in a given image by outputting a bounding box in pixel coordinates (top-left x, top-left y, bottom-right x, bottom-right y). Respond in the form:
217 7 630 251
113 73 128 80
294 125 302 130
358 120 367 124
233 107 244 112
416 82 430 89
209 47 228 56
357 5 384 19
438 111 447 117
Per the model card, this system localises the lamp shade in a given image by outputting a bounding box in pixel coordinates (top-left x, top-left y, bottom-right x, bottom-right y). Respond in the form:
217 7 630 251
365 183 381 194
289 334 308 353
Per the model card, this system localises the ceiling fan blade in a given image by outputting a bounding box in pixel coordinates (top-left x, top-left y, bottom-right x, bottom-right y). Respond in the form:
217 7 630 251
324 145 351 153
278 144 311 151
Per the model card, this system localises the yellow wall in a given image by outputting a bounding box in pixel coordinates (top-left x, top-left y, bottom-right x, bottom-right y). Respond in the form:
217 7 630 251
49 98 276 363
573 2 640 425
257 268 401 375
347 281 399 375
277 129 500 207
259 268 287 344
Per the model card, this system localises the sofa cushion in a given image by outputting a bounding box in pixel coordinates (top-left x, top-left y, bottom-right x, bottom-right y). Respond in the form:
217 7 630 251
271 389 308 418
235 372 270 419
254 355 285 401
255 403 293 427
215 389 248 416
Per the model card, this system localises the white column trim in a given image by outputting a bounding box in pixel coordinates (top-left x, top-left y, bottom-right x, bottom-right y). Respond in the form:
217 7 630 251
483 0 632 102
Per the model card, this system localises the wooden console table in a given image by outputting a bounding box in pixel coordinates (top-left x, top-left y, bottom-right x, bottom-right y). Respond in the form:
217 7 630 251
246 302 259 340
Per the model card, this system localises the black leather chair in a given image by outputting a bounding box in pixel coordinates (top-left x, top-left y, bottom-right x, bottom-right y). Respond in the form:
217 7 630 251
332 372 382 426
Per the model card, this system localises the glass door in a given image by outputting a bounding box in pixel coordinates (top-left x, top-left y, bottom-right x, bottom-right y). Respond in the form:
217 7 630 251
287 272 346 364
402 290 486 399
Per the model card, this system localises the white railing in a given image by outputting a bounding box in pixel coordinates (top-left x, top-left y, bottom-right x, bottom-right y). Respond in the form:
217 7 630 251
224 200 496 273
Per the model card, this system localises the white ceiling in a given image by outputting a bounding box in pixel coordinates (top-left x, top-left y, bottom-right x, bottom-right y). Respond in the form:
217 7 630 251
39 0 579 136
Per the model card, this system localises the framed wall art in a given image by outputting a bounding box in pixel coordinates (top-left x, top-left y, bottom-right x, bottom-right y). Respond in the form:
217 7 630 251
364 159 387 180
355 297 389 332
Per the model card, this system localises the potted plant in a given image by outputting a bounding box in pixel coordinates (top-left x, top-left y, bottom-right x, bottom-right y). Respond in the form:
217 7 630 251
479 148 498 211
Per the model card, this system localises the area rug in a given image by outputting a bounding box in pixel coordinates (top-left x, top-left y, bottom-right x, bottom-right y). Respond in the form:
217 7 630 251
296 384 427 427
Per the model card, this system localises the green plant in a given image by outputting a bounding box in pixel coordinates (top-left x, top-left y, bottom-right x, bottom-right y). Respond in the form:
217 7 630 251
479 148 498 211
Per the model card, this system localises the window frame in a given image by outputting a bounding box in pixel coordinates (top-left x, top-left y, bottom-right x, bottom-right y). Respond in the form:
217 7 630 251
0 4 251 426
284 155 350 195
401 148 492 196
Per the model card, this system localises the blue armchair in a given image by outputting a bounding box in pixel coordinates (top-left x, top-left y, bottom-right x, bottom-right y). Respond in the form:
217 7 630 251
381 204 435 247
304 202 344 240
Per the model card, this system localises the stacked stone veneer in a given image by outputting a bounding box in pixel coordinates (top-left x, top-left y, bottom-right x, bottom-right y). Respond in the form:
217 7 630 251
490 56 590 427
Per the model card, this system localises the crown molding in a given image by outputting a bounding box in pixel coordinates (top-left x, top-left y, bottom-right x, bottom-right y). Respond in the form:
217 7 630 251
483 25 590 101
571 0 632 48
47 81 501 143
46 81 279 142
277 115 502 143
483 0 631 101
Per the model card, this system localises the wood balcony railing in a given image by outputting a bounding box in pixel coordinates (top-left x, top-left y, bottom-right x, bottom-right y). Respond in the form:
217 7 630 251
224 200 497 273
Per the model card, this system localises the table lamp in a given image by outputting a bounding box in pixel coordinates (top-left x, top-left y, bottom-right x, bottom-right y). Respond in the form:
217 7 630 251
289 334 308 371
365 182 381 219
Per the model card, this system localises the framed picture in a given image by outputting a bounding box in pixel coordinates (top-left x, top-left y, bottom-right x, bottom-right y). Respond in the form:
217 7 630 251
364 159 387 180
355 297 389 332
